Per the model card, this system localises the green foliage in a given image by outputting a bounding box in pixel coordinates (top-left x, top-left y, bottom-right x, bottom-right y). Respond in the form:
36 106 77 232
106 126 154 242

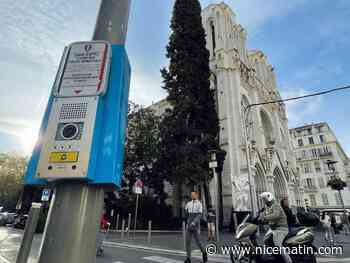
0 153 27 211
158 0 219 186
327 177 347 191
122 102 164 197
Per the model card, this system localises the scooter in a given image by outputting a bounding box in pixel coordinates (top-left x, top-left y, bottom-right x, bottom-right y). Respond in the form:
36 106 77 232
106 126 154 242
231 212 317 263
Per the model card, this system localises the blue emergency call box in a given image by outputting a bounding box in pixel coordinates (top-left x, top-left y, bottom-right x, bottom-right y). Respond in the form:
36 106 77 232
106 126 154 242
25 42 130 188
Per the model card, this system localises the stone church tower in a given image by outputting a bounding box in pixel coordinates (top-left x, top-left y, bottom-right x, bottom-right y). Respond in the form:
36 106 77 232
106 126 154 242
201 3 302 224
150 2 303 225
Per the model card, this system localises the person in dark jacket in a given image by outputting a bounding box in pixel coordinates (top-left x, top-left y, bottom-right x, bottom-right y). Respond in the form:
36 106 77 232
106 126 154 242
207 206 216 241
281 197 299 231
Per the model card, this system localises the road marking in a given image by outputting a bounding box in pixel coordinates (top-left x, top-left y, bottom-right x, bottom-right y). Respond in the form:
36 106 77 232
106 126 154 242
318 257 350 262
0 254 11 263
143 256 183 263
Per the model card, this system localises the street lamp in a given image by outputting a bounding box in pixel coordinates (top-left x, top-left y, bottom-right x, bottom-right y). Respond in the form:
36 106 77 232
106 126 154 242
208 150 220 242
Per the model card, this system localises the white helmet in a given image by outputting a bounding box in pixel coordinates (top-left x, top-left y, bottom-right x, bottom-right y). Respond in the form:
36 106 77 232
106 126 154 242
260 192 274 203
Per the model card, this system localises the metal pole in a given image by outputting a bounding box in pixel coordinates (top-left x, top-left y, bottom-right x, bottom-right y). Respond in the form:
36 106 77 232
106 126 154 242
37 2 131 263
147 220 152 244
121 219 125 239
16 203 42 263
93 0 131 45
182 221 186 251
116 214 120 230
127 213 131 239
133 194 139 238
243 106 257 216
37 184 104 263
213 167 220 242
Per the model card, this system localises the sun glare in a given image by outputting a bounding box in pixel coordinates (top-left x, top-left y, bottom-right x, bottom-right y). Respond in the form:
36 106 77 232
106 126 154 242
18 127 39 156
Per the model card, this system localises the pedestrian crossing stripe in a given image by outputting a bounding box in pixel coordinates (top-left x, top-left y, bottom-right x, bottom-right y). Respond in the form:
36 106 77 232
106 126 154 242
143 256 183 263
143 255 232 263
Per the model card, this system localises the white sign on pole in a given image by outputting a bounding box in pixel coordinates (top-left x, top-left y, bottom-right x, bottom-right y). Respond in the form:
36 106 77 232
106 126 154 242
209 161 218 169
56 41 110 97
134 179 144 195
41 189 51 202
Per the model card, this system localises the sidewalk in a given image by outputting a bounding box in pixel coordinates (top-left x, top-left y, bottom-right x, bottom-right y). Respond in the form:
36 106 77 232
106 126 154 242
106 229 350 259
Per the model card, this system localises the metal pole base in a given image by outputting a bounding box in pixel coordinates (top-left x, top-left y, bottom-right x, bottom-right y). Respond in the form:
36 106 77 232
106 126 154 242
38 183 104 263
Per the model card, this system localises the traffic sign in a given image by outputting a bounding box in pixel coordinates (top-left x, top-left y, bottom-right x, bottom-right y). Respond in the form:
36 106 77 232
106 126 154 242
55 42 111 97
41 189 51 202
134 179 143 195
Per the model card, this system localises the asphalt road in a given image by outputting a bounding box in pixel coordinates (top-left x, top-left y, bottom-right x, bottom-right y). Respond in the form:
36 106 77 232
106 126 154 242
1 227 350 263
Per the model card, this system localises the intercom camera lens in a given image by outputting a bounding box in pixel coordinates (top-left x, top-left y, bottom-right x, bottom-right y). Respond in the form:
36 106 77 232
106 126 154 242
62 124 78 139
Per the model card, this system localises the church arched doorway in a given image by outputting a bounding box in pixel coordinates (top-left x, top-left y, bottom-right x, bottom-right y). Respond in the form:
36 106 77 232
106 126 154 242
273 167 288 202
254 164 267 210
260 110 274 147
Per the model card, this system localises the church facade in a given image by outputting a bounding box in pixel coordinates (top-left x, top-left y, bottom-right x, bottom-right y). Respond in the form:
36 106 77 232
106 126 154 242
151 2 302 225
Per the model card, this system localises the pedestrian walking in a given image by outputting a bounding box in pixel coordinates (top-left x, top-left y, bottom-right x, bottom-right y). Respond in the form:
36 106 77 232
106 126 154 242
342 212 350 235
184 191 207 263
207 206 216 241
97 209 110 256
321 213 334 244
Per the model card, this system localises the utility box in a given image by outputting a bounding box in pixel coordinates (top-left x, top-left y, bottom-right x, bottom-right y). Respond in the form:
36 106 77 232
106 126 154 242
25 41 130 187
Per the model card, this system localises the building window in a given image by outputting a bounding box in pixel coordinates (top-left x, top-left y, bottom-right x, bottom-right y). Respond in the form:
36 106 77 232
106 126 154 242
304 163 312 173
298 139 303 146
335 193 342 206
324 146 329 153
307 129 312 135
308 137 314 144
321 193 329 206
302 150 307 159
318 177 325 188
314 161 321 173
311 149 318 158
319 135 325 143
306 178 314 188
309 194 317 207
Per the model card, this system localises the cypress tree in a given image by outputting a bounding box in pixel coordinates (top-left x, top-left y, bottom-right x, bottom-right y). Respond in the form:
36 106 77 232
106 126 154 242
158 0 220 204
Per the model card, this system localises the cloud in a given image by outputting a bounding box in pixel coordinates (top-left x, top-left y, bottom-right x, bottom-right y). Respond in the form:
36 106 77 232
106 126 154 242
129 71 166 107
280 87 323 128
0 0 99 152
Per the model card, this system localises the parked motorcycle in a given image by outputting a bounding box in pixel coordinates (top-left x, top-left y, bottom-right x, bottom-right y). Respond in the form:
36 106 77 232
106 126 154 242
231 212 317 263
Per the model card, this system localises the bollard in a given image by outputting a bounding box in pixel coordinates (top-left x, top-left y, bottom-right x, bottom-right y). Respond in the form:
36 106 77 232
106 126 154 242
116 214 120 230
16 203 42 263
147 220 152 244
121 219 125 239
182 221 186 251
127 213 131 239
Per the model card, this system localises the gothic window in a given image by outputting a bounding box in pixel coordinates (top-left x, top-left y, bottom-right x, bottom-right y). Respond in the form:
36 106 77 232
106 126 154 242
210 21 216 56
260 110 274 146
241 95 252 139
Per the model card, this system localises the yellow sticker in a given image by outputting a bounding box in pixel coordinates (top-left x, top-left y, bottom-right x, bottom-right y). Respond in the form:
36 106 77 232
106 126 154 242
49 152 79 163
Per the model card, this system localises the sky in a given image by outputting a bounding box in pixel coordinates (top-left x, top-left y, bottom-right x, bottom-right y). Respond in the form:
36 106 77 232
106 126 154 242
0 0 349 156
